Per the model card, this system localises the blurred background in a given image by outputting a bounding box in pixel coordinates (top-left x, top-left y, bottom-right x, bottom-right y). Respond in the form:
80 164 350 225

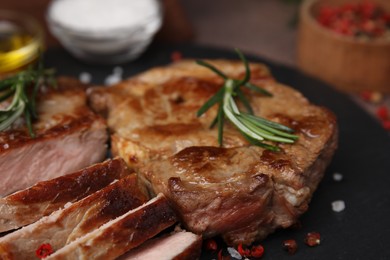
0 0 299 65
0 0 389 131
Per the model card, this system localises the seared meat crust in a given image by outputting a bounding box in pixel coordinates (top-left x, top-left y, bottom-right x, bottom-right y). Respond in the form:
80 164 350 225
0 174 148 259
0 157 131 232
45 194 177 260
88 60 338 245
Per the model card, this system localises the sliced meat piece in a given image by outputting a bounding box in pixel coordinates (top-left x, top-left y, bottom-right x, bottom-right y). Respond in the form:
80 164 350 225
0 157 131 233
118 231 202 260
88 60 338 245
0 174 148 259
46 194 177 260
0 77 108 197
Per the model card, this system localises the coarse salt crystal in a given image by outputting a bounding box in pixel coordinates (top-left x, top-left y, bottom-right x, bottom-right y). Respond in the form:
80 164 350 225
3 143 9 149
105 74 122 86
105 67 123 86
113 66 123 75
331 200 345 212
79 72 92 84
333 172 343 181
227 247 242 259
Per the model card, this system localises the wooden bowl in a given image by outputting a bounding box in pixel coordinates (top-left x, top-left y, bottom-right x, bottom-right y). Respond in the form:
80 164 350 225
297 0 390 93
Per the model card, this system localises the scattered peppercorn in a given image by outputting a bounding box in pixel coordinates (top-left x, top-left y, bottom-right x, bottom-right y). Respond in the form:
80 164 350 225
383 120 390 131
250 244 265 258
204 238 218 251
36 243 53 259
283 239 298 255
376 106 389 121
360 91 384 104
305 232 321 247
317 2 390 39
360 90 373 102
237 243 251 257
359 90 390 132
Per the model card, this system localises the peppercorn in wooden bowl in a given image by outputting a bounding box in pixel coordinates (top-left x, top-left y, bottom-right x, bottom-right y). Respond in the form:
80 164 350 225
297 0 390 93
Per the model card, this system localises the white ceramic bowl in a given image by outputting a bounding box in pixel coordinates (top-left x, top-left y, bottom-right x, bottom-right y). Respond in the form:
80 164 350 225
46 0 163 64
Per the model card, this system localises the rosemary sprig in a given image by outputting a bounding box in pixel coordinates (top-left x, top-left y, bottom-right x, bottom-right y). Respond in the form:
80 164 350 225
0 59 56 137
196 49 298 151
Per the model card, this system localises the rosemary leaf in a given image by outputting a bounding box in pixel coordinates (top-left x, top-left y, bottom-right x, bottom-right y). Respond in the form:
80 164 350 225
0 55 55 136
196 60 228 79
24 108 35 138
0 77 17 90
242 113 295 133
217 103 224 146
244 82 272 97
234 49 250 86
237 115 295 143
197 87 224 117
223 80 264 141
209 115 218 129
0 89 15 102
0 101 25 131
195 49 298 150
241 114 298 140
241 131 281 152
236 88 253 114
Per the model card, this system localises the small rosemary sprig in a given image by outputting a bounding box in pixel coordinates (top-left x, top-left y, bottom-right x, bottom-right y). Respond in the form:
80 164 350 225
0 58 56 137
196 49 298 151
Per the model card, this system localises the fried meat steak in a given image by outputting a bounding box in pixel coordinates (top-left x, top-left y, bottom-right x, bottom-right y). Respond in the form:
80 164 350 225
89 60 338 245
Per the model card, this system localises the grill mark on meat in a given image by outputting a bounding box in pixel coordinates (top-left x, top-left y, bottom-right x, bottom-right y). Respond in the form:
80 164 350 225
260 150 293 170
73 178 146 235
173 146 228 164
8 158 128 204
161 77 222 98
140 123 203 136
46 194 177 260
0 175 148 259
0 158 131 232
271 113 333 139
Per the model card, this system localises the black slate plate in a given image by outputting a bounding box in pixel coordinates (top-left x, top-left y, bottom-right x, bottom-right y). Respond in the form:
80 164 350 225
45 44 390 260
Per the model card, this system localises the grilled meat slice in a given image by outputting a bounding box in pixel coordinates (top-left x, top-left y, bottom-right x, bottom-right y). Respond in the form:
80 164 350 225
45 194 177 260
0 174 148 259
88 60 338 245
118 231 202 260
0 77 108 197
0 157 130 233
